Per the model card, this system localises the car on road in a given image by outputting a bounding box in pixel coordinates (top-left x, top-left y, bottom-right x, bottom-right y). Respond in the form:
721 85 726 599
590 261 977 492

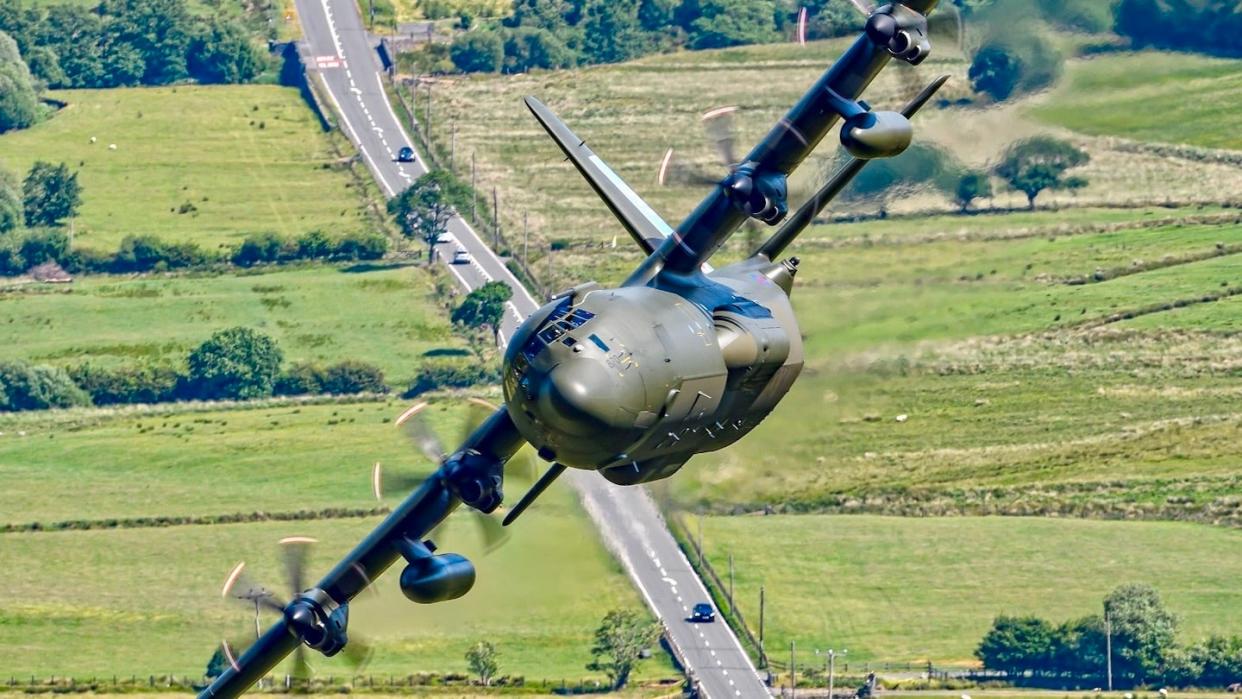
436 232 456 245
689 602 715 623
396 146 415 163
452 248 471 265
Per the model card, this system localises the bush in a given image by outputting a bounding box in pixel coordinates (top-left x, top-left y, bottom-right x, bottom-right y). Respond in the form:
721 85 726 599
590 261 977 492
969 32 1062 102
403 362 499 398
0 361 91 411
320 360 387 394
113 234 211 272
450 31 504 73
504 26 576 72
296 230 334 260
68 364 181 405
273 362 324 396
22 161 82 228
231 231 291 267
186 327 284 400
332 231 388 261
187 21 262 84
0 166 20 235
18 228 69 267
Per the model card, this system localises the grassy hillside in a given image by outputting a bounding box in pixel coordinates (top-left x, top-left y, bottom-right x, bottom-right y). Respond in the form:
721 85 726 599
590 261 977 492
0 397 666 679
699 515 1242 665
1030 52 1242 151
0 86 375 252
0 262 467 386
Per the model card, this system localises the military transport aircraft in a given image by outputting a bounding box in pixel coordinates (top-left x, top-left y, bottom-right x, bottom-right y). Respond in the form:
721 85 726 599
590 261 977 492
201 1 946 695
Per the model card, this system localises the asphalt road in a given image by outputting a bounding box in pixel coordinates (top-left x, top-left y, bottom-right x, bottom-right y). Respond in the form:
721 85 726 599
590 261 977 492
294 1 770 694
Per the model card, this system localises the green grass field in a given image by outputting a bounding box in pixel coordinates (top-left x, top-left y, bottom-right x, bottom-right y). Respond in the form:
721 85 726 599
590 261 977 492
0 511 661 678
699 515 1242 665
1031 52 1242 151
0 262 467 386
0 397 667 680
0 86 375 252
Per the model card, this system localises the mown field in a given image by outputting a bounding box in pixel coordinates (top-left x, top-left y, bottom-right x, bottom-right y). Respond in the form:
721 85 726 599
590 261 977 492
699 515 1242 665
0 86 375 252
427 41 1242 295
0 397 668 681
1030 52 1242 151
0 262 467 386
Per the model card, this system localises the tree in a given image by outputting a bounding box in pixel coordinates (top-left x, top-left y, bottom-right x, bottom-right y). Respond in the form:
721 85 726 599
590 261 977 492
465 640 500 686
689 0 779 49
22 161 82 227
954 170 993 213
1104 583 1178 685
503 26 575 72
186 327 284 401
0 166 20 235
993 136 1089 210
388 170 471 262
19 229 69 267
0 360 90 411
450 31 504 73
969 32 1062 102
580 0 648 65
188 21 262 84
976 615 1056 677
1051 615 1108 681
100 0 194 84
0 29 37 133
452 281 513 346
844 143 954 217
586 609 660 690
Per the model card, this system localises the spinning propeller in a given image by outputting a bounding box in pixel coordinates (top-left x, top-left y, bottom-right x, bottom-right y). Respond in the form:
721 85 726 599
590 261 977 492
219 537 373 679
374 398 535 551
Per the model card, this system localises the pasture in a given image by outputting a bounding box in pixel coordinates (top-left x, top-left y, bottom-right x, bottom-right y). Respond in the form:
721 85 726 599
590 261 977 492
0 397 666 680
0 262 467 386
699 515 1242 664
0 86 375 252
1030 52 1242 151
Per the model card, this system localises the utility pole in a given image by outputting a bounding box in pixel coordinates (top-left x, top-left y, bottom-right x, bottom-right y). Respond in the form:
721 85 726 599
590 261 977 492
523 210 529 269
728 553 735 615
759 585 766 665
790 640 796 698
816 649 846 699
492 187 499 249
1105 612 1113 691
696 513 704 568
368 0 374 29
450 123 457 172
424 84 432 149
471 152 477 223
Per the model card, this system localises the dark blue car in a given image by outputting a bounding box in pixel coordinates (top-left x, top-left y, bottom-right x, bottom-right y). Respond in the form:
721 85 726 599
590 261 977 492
690 602 715 623
397 146 415 162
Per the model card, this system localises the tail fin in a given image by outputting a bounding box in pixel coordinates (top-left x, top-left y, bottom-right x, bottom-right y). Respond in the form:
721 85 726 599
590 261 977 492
524 97 673 256
754 75 950 262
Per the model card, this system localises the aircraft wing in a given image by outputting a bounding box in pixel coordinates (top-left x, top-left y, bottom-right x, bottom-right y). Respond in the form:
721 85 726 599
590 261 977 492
626 0 940 282
198 406 525 699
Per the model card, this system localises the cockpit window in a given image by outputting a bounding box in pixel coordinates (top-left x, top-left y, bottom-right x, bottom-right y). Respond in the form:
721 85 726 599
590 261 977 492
522 302 597 361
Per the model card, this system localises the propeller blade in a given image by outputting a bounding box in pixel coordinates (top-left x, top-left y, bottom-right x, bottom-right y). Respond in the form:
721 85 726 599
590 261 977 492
505 446 538 486
473 512 511 552
395 401 447 465
459 398 498 445
797 6 809 46
846 0 874 17
372 461 431 501
341 637 375 670
291 643 311 680
702 106 739 169
279 536 318 596
222 562 286 611
657 148 674 186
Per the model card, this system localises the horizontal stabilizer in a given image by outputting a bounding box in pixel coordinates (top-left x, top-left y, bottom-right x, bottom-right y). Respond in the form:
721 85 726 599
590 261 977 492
525 97 674 256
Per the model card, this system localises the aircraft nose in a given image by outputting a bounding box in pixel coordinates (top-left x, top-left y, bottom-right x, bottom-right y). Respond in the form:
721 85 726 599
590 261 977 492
537 360 620 436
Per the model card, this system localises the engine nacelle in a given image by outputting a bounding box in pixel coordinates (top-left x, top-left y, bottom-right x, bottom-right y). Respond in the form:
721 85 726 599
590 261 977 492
399 552 476 604
725 166 788 225
840 110 913 160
